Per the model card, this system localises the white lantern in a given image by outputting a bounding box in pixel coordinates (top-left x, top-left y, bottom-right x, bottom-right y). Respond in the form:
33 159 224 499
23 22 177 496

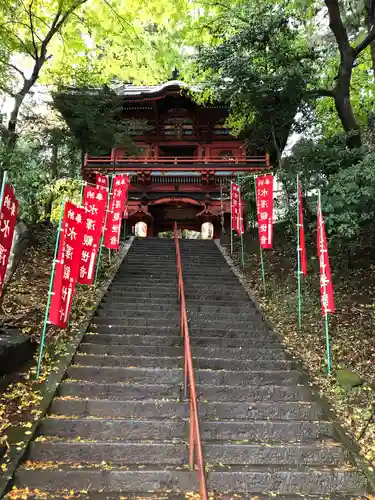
135 221 147 238
201 222 213 240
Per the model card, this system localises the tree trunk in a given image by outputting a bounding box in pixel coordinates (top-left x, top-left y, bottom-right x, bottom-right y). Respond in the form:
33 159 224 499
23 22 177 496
6 90 28 152
334 55 361 148
366 0 375 82
44 143 58 222
324 0 362 148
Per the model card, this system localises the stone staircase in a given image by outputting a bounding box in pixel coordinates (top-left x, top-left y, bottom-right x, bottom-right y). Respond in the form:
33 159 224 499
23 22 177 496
11 238 368 498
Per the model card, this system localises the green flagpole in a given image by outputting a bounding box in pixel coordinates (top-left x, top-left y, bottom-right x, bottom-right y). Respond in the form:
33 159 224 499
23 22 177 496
318 190 332 375
324 312 331 375
254 175 266 292
94 177 112 286
79 180 84 204
0 171 8 208
36 200 65 379
297 174 302 329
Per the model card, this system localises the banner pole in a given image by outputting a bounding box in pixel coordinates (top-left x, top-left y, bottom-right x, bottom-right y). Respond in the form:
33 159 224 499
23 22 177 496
0 171 8 208
230 181 233 255
318 190 332 375
36 200 65 379
254 175 266 292
240 227 245 268
324 311 331 375
94 178 112 286
79 180 84 204
297 174 302 329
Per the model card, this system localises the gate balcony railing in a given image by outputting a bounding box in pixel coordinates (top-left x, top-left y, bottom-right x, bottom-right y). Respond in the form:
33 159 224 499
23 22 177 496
83 153 270 172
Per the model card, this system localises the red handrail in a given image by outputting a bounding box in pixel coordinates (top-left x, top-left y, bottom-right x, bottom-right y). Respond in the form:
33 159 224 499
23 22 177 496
173 222 208 500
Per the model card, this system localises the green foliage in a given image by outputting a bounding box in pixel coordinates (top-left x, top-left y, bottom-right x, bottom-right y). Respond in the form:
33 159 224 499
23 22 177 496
323 150 375 240
191 1 316 157
278 130 375 251
0 0 188 91
0 115 81 225
53 87 147 156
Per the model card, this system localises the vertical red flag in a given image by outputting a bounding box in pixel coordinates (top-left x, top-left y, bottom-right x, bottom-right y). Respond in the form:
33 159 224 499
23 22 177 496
96 173 108 189
0 185 18 295
104 175 128 250
317 198 335 316
78 185 108 285
255 174 274 248
298 183 307 276
231 183 244 234
49 202 86 328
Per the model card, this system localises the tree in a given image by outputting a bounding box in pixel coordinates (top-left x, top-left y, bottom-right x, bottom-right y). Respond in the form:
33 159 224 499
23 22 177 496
190 0 375 148
0 0 189 166
52 86 147 162
0 0 88 155
320 0 375 146
192 2 316 161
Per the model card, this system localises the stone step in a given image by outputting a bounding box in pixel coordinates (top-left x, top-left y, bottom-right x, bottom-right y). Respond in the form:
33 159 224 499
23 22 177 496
40 418 187 441
188 322 268 333
108 286 177 293
59 381 311 402
74 353 182 369
83 333 181 346
94 310 178 319
90 317 180 327
28 441 187 464
82 334 282 351
66 366 183 385
58 381 180 400
101 297 179 305
105 290 177 298
97 304 179 313
78 344 183 357
87 325 179 336
67 366 300 386
188 328 270 339
98 302 256 314
27 441 348 467
50 399 189 420
15 466 367 495
75 353 292 372
40 418 333 442
203 442 349 466
50 398 325 421
187 304 256 313
79 343 290 369
101 296 250 305
108 282 176 289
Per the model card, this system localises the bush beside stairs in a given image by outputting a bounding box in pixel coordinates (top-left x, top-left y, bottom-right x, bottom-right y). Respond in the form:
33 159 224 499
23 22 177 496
10 239 369 498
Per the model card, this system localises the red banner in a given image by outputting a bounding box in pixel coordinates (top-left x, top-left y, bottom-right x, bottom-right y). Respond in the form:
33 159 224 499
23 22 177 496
49 202 86 328
0 185 18 295
104 175 129 249
78 185 108 285
96 174 108 189
317 199 335 316
298 183 307 276
255 175 274 248
231 182 244 234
